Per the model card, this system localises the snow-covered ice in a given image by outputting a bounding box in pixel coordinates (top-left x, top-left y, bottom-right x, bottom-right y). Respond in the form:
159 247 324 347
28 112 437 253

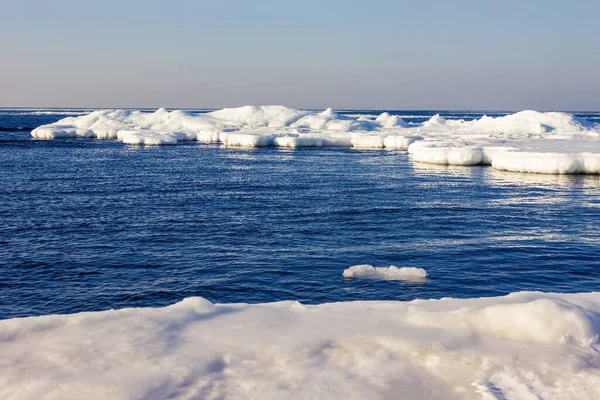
2 291 600 399
343 264 428 281
117 130 195 145
31 106 600 174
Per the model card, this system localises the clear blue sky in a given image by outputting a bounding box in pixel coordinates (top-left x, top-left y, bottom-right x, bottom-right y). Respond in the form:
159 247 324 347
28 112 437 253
1 0 598 110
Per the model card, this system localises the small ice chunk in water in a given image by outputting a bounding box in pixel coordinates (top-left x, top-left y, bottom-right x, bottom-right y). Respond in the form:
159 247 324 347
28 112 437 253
342 264 428 281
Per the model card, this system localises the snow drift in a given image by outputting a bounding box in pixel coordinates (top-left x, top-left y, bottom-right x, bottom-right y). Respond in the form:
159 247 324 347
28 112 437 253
31 106 600 175
1 291 600 399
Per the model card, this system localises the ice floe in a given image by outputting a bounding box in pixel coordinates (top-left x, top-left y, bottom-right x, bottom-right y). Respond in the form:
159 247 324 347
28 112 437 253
342 264 428 281
2 291 600 399
31 106 600 174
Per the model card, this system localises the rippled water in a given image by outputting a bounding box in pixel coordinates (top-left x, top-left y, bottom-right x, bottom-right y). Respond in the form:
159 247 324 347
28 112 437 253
1 109 599 319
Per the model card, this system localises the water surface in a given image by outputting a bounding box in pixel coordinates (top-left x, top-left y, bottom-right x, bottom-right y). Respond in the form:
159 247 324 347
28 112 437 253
1 109 599 318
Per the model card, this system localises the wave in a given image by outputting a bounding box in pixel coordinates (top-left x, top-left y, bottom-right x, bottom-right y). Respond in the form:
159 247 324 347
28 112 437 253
0 126 35 132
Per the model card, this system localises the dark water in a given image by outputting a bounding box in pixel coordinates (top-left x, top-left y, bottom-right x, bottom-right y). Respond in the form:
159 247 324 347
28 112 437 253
1 109 599 319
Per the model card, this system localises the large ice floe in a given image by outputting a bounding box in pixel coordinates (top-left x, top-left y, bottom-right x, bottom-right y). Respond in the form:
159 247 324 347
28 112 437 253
31 106 600 175
2 291 600 399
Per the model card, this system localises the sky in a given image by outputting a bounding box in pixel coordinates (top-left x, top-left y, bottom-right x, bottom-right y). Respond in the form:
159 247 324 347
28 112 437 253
1 0 599 110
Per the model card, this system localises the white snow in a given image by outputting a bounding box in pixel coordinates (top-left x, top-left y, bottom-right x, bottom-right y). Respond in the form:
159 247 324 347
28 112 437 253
31 106 600 174
117 130 195 145
383 135 420 150
409 144 484 166
2 291 600 399
222 132 275 147
343 264 428 281
273 136 323 148
375 112 410 128
492 151 600 175
351 135 386 148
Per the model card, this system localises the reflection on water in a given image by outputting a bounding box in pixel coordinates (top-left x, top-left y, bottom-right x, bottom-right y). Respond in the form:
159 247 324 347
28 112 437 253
410 160 600 188
408 228 575 249
411 161 482 178
487 195 568 206
218 147 263 160
485 168 600 188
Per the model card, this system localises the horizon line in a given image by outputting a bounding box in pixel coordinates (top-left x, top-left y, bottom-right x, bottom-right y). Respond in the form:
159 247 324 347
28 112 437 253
2 105 600 113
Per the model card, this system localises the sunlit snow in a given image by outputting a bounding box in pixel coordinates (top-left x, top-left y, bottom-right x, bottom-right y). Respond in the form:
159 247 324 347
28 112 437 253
31 106 600 175
2 292 600 399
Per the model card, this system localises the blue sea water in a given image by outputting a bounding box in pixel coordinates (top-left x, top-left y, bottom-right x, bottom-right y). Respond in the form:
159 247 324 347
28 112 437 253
1 109 599 319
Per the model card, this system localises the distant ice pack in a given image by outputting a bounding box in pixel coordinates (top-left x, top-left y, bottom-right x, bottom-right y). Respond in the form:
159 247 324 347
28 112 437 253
31 106 600 175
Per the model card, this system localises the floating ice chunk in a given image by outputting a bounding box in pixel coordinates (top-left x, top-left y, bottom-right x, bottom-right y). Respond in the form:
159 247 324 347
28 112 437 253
293 108 355 131
172 132 196 141
30 106 600 174
351 135 386 148
409 143 483 166
383 135 418 150
31 126 94 139
223 133 275 147
117 130 183 145
446 148 483 165
375 112 410 128
208 105 307 128
480 146 515 165
423 114 448 127
492 151 600 174
321 137 353 147
470 110 598 134
195 131 221 143
342 264 428 281
273 136 323 148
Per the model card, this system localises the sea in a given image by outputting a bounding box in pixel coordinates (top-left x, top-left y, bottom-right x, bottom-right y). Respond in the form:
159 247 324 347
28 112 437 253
1 109 599 319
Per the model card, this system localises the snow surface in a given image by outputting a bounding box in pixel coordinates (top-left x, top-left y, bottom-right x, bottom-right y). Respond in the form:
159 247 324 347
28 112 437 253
2 292 600 399
343 264 428 281
31 106 600 174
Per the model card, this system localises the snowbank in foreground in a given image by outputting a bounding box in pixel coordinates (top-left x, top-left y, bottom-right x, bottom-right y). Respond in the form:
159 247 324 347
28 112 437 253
31 106 600 174
2 292 600 399
343 264 428 281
